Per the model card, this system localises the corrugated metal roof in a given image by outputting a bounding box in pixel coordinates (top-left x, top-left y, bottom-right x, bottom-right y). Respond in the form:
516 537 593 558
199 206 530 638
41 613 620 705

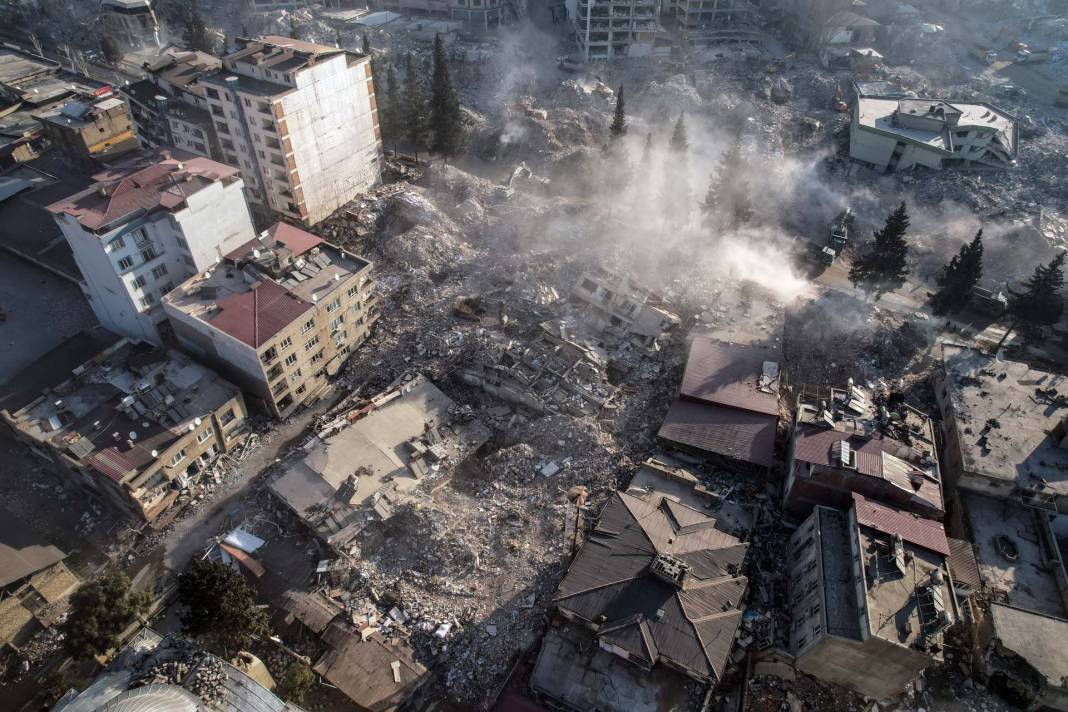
282 591 341 635
851 493 949 556
679 337 780 416
86 447 137 482
946 537 981 590
313 622 428 711
208 280 313 348
658 399 777 467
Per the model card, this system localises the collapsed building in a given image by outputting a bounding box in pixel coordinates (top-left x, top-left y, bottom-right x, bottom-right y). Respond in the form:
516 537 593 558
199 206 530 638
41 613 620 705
784 381 943 521
368 0 503 31
163 223 378 419
787 494 957 699
270 374 490 551
570 269 681 353
52 628 302 712
0 334 249 524
850 96 1018 171
657 336 781 473
565 0 668 62
0 542 80 652
532 461 752 710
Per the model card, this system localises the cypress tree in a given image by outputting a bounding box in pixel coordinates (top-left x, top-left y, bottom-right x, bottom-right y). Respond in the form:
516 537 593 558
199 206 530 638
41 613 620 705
640 132 652 165
384 62 400 148
609 84 626 138
403 52 426 151
183 0 215 54
669 112 688 152
428 34 464 160
361 33 371 55
932 229 984 314
659 114 691 227
1006 252 1066 342
849 202 911 299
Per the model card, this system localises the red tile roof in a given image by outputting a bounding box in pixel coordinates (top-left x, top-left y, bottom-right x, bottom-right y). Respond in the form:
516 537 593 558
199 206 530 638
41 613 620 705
208 280 313 349
47 150 240 231
225 222 324 262
86 447 137 482
851 493 949 556
658 399 777 467
679 337 780 416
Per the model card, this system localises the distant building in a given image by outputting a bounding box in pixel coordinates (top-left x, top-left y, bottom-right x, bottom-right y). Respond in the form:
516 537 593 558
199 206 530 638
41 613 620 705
933 344 1068 511
564 0 668 62
270 374 489 545
657 336 781 472
784 382 943 521
200 36 381 225
47 150 257 344
246 0 312 10
368 0 501 31
163 224 378 419
532 462 751 709
34 95 140 170
51 628 305 712
850 96 1018 171
0 335 248 523
99 0 160 48
788 494 957 700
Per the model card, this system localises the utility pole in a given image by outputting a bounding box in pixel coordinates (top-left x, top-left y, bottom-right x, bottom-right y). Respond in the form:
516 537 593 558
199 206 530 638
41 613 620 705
567 485 588 559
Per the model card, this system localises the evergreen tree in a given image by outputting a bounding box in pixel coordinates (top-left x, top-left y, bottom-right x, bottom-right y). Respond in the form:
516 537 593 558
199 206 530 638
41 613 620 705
178 559 269 657
428 34 464 160
659 113 691 228
669 112 688 152
1005 252 1066 343
183 0 215 54
100 35 123 66
609 84 626 138
62 570 152 659
361 33 371 55
849 202 911 299
403 52 426 151
640 132 652 166
384 62 401 148
701 138 753 230
932 229 984 315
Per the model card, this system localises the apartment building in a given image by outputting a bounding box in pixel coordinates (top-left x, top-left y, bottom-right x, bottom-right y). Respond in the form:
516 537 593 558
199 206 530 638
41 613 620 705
0 335 248 524
369 0 502 30
197 36 382 225
99 0 161 48
850 96 1018 171
787 496 956 699
46 150 258 344
34 95 140 170
163 223 378 419
564 0 668 61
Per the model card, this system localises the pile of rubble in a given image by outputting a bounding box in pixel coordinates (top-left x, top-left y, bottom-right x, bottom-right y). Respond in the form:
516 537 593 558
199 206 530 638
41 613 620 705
132 648 227 706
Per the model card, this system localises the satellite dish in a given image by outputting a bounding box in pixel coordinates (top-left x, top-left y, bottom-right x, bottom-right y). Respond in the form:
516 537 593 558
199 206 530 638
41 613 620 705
151 449 158 457
194 417 202 426
142 421 151 428
189 423 196 431
129 431 138 440
995 350 1005 362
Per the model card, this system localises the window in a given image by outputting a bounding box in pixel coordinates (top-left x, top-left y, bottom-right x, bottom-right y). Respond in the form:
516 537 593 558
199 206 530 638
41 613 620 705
334 331 346 346
107 235 125 252
580 278 598 293
330 316 343 332
313 367 326 378
130 227 150 246
183 255 195 267
206 88 220 100
175 235 189 250
304 335 320 351
139 294 155 309
300 318 315 334
158 283 173 297
131 275 147 289
118 256 134 271
284 353 298 367
219 408 236 426
141 246 158 262
295 384 306 396
292 368 302 378
326 298 342 314
169 448 187 466
310 349 325 365
243 97 251 107
196 429 212 444
280 336 293 351
151 264 168 279
347 285 360 298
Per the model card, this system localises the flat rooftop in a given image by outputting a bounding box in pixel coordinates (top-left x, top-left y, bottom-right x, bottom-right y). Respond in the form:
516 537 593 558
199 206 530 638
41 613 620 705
964 493 1067 618
941 344 1068 496
0 48 58 88
818 507 863 640
856 97 1016 154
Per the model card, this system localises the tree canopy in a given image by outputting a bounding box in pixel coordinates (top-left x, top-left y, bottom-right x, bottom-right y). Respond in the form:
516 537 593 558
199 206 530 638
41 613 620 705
177 559 268 657
609 85 626 138
182 0 215 54
1008 252 1065 341
428 34 464 159
62 570 152 659
932 229 984 314
849 202 911 299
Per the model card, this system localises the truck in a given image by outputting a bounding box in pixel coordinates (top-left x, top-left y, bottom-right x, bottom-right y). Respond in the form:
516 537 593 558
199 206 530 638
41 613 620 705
969 44 998 64
812 208 855 267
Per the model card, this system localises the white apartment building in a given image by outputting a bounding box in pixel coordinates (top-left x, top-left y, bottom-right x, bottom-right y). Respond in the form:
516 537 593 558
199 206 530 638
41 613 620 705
850 96 1018 171
99 0 161 48
565 0 669 61
196 36 382 226
47 150 257 344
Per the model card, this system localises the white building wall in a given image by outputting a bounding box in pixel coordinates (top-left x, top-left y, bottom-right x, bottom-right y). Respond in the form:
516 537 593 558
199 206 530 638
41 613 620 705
171 179 257 271
283 55 381 225
849 124 944 170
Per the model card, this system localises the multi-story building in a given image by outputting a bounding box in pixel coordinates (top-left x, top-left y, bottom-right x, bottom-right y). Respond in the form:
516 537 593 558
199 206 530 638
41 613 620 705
570 268 680 350
0 335 249 523
99 0 161 48
664 0 762 49
197 36 381 225
787 495 957 699
122 51 223 160
33 94 140 170
850 96 1018 171
246 0 312 9
46 150 258 344
163 223 378 419
369 0 502 30
564 0 668 61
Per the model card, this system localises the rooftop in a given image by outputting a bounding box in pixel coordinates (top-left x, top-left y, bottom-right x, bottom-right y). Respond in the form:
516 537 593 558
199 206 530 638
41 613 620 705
679 337 780 416
988 603 1068 692
164 225 371 349
554 483 749 682
856 96 1016 155
46 149 241 232
227 35 349 73
0 542 65 589
270 374 490 549
940 344 1068 497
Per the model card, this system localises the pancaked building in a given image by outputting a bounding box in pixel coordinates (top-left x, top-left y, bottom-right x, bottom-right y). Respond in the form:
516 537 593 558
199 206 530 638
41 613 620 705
570 268 681 353
0 333 248 524
657 336 781 472
784 381 943 521
0 542 80 651
163 223 378 419
788 493 957 700
532 463 751 710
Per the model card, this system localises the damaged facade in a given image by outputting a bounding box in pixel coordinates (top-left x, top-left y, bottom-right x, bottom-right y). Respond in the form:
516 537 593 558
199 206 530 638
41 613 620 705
788 494 957 699
0 543 80 651
98 0 160 48
47 150 258 344
850 96 1018 171
565 0 668 62
163 223 378 419
571 269 680 353
0 336 248 524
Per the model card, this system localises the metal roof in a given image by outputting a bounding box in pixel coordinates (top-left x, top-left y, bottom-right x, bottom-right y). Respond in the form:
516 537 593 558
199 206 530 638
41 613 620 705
679 337 780 416
851 493 949 556
658 399 777 467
